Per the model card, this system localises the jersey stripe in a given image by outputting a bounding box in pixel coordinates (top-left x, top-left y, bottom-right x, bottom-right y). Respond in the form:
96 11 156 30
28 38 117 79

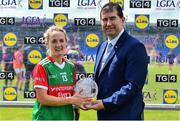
34 85 48 90
41 61 50 66
39 58 50 65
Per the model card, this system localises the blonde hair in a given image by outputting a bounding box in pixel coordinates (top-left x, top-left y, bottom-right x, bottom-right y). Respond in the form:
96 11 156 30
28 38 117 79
44 25 68 44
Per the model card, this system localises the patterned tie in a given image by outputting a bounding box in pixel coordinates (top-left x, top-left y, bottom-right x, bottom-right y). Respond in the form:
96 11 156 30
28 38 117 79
106 43 113 54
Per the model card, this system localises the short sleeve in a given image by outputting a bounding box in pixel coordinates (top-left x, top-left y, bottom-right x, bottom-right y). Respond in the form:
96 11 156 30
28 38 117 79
33 64 48 90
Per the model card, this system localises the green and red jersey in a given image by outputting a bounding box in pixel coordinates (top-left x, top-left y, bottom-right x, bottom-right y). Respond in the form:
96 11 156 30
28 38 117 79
32 56 76 121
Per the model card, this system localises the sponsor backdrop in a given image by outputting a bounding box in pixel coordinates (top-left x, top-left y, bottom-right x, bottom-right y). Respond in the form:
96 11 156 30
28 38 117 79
0 0 179 105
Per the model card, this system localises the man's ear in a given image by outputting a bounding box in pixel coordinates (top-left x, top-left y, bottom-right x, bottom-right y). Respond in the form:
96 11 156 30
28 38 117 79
121 17 125 22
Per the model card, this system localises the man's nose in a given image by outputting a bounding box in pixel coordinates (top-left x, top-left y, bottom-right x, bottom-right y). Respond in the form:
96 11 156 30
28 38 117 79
107 19 112 26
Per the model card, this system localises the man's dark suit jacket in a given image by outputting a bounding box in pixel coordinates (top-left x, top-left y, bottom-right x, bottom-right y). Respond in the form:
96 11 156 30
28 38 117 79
94 31 148 120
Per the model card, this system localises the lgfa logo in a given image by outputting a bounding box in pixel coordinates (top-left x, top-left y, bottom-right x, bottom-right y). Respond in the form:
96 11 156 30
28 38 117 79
163 89 178 104
0 0 17 6
77 0 97 9
0 0 23 8
3 87 17 101
3 32 17 47
22 16 44 27
29 0 43 9
143 90 157 102
110 0 124 9
164 34 179 49
28 50 42 64
135 14 149 30
54 13 68 28
156 0 175 9
85 33 99 48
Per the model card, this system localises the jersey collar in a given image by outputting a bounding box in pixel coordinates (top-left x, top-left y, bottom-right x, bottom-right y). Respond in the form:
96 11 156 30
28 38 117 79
47 56 66 63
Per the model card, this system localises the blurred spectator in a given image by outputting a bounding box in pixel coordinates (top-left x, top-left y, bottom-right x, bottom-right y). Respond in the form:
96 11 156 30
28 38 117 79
149 48 156 65
2 48 14 86
156 51 163 66
67 46 85 73
0 48 2 70
174 54 180 65
23 44 46 91
167 50 176 74
13 45 24 91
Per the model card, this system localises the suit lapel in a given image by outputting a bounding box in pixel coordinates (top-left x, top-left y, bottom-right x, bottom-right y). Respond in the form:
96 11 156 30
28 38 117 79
98 49 115 76
95 42 107 75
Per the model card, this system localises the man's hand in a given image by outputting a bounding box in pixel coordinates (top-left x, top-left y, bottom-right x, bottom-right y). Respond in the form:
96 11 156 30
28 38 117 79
70 90 93 108
84 100 104 111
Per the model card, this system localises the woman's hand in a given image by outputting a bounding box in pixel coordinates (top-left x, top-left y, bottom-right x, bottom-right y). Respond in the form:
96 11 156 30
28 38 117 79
68 90 93 110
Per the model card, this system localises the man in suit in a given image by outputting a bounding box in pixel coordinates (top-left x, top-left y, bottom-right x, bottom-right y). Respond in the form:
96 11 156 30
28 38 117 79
86 2 148 120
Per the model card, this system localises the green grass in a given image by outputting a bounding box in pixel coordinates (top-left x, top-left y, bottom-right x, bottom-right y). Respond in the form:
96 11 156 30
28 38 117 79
0 107 33 120
0 108 179 120
0 63 180 120
144 110 180 120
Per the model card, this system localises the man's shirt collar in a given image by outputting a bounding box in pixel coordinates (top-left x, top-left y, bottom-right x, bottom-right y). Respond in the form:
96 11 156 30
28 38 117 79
108 28 124 47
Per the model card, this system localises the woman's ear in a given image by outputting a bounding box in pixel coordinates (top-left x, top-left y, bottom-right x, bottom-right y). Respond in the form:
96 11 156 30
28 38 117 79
45 41 48 47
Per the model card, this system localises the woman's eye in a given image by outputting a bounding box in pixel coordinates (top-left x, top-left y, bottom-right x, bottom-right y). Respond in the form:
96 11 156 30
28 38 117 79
51 39 57 43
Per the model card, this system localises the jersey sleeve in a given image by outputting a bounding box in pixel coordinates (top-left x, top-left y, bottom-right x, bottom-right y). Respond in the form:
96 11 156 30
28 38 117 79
33 64 48 90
